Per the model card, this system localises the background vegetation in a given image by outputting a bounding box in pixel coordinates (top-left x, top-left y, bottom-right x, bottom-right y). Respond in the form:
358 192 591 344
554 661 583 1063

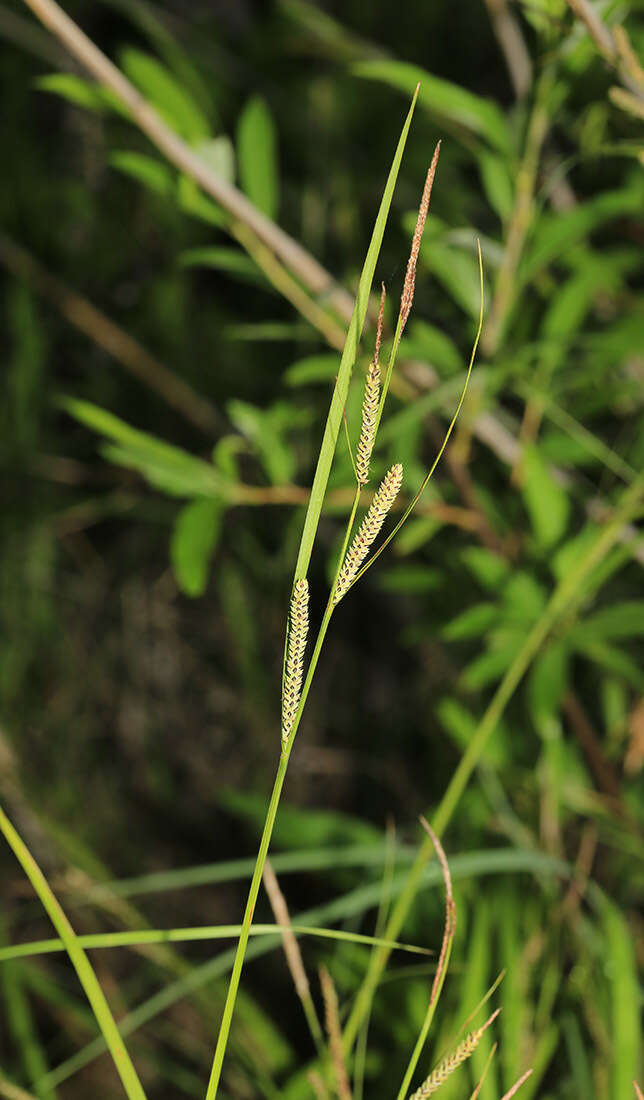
0 0 642 1097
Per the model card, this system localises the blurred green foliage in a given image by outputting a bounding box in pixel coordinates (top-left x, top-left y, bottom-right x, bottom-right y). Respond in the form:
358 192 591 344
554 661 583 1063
0 0 643 1097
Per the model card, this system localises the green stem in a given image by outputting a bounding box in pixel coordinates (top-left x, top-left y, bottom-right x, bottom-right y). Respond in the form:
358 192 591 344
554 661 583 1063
205 486 361 1099
0 804 146 1100
204 752 289 1100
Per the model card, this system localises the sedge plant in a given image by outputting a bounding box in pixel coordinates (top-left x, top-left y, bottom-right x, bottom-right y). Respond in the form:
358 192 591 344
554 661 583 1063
204 97 483 1099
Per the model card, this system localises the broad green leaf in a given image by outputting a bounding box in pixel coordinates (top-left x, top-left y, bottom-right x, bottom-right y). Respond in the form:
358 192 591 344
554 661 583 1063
110 151 174 195
528 641 570 734
352 59 510 154
461 640 522 691
236 96 280 218
443 602 498 640
601 901 640 1099
61 398 223 498
520 187 643 285
400 320 463 375
460 546 510 590
179 246 264 283
177 175 228 226
227 399 297 484
477 149 514 221
193 136 235 183
437 697 509 767
170 497 223 597
572 601 644 642
221 792 381 849
284 354 339 386
120 48 211 141
419 238 487 319
35 73 121 113
521 444 570 548
501 572 546 622
572 638 644 691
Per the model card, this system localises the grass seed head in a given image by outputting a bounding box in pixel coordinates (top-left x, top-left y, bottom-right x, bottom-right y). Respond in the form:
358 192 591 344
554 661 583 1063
334 463 403 603
356 361 381 484
400 141 441 333
408 1009 500 1100
281 579 309 748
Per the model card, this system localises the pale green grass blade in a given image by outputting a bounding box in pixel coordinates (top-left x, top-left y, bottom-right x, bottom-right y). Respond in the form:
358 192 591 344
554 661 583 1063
0 923 430 963
35 848 571 1091
0 804 147 1100
69 842 567 901
602 899 640 1098
293 85 419 581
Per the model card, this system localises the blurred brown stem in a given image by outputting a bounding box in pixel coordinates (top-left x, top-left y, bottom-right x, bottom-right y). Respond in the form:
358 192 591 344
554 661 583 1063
0 234 219 434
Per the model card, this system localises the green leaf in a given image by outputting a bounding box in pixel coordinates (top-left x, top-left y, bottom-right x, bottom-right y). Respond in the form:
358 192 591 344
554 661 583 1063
601 901 640 1100
193 136 235 183
170 497 223 597
227 399 297 484
352 59 510 153
284 354 339 386
528 641 570 734
237 96 280 218
221 792 381 850
443 602 498 640
520 187 643 285
477 149 514 221
400 320 463 376
61 398 223 498
120 48 211 141
177 175 228 226
110 151 174 196
521 444 570 548
179 246 264 284
36 73 116 112
419 238 487 318
460 546 511 590
573 601 644 642
461 640 521 691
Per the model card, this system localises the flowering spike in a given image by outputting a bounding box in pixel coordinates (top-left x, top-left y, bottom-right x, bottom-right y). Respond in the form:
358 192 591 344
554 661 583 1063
356 361 381 484
334 464 403 603
400 141 441 333
409 1009 500 1100
281 579 309 748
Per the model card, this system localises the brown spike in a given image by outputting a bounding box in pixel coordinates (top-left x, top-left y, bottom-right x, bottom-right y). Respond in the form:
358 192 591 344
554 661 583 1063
400 141 441 332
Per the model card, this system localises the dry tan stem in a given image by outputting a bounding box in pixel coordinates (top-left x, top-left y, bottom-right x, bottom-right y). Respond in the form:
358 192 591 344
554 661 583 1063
263 859 310 1001
498 1069 533 1099
21 0 355 324
0 233 218 434
419 816 454 1008
483 0 533 97
320 966 353 1100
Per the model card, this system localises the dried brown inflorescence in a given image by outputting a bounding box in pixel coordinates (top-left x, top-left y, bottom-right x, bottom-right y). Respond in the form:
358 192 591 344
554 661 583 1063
409 1009 500 1100
334 464 403 603
281 579 309 748
400 141 441 333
